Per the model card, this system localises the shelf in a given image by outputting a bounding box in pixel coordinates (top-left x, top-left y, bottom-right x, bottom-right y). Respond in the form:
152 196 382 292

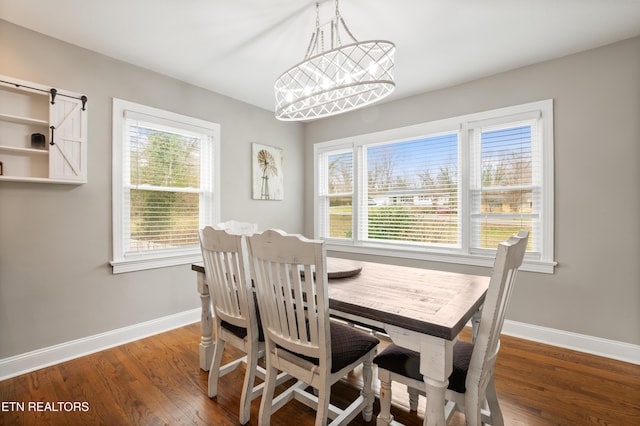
0 74 87 184
0 145 48 155
0 112 48 126
0 175 83 184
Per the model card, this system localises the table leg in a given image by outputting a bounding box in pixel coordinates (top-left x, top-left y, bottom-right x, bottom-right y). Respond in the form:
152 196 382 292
385 326 453 426
196 271 214 371
376 368 394 425
422 379 448 426
419 337 453 426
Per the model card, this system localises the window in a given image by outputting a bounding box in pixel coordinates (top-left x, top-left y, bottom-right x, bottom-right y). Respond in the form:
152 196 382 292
314 100 554 272
111 99 220 273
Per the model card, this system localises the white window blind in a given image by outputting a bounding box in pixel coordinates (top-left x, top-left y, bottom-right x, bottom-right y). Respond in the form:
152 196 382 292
314 100 555 273
112 99 220 273
318 149 353 239
363 133 459 246
125 119 210 254
470 120 541 253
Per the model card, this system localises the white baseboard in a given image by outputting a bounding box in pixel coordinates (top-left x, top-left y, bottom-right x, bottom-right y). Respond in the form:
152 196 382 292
2 312 637 382
502 320 640 365
0 308 201 381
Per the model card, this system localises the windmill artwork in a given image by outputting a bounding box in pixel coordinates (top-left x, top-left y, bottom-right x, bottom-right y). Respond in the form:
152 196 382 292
252 143 283 200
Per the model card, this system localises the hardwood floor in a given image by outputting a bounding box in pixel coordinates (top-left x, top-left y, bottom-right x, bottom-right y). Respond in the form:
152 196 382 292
1 323 639 425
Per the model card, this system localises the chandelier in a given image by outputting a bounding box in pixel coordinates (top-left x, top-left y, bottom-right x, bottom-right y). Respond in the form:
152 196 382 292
274 0 395 121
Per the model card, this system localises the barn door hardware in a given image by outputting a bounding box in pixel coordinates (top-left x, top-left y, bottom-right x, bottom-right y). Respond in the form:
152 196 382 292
0 78 87 107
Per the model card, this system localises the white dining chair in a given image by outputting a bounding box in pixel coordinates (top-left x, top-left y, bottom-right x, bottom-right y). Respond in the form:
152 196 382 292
247 229 380 426
374 230 529 426
215 219 258 236
198 226 270 424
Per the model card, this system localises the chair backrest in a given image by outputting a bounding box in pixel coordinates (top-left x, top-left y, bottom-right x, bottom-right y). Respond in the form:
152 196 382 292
468 230 529 387
199 226 258 335
215 220 258 236
247 229 331 365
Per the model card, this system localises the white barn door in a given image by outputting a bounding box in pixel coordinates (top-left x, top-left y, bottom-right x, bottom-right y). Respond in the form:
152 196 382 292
49 95 87 182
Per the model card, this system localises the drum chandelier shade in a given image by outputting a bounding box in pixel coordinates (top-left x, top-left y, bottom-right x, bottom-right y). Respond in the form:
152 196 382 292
274 1 395 121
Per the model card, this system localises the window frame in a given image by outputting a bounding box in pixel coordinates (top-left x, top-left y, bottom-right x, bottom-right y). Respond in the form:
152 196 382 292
314 100 555 273
111 98 220 273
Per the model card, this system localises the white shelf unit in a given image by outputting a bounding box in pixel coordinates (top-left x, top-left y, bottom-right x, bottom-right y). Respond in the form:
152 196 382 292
0 75 88 184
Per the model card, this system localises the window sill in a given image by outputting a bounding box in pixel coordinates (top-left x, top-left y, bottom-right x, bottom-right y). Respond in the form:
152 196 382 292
325 241 556 274
110 252 203 274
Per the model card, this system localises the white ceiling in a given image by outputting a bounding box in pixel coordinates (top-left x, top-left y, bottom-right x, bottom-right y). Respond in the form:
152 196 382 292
2 0 640 113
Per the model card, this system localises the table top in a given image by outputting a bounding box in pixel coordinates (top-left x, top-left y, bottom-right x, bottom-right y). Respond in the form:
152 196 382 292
326 259 489 340
192 257 489 341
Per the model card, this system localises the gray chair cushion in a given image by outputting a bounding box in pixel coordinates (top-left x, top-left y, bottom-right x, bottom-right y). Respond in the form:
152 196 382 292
220 294 265 342
221 319 264 342
280 321 379 373
373 340 474 393
329 321 380 372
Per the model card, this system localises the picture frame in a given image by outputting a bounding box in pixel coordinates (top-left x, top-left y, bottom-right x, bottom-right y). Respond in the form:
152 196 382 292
252 143 283 200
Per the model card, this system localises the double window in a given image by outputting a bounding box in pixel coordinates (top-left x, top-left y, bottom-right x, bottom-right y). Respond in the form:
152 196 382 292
315 100 554 272
111 99 220 273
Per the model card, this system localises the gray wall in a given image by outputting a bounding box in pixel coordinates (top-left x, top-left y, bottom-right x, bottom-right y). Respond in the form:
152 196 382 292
0 20 305 358
1 18 638 362
304 36 640 346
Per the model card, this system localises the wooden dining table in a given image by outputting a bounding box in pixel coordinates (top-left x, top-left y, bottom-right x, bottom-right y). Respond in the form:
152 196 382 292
191 257 490 426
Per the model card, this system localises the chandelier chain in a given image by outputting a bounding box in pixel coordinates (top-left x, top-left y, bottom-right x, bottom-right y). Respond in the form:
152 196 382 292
334 0 342 47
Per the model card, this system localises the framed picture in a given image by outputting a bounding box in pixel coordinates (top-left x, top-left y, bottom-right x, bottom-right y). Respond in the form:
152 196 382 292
252 143 283 200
